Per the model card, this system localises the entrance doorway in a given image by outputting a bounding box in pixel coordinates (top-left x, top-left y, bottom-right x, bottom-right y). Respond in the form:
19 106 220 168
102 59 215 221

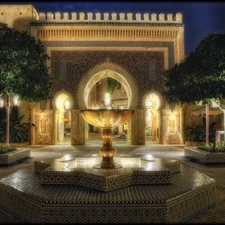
87 76 128 142
55 93 71 144
145 93 160 143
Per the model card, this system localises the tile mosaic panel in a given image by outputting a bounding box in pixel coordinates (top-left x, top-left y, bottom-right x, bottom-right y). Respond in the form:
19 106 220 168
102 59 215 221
0 163 216 223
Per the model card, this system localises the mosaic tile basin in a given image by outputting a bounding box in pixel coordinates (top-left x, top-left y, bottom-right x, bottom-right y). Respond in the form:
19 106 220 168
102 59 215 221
35 154 180 191
0 157 216 224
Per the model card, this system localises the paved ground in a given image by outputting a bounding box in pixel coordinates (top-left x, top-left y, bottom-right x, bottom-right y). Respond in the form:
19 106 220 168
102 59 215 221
0 137 225 223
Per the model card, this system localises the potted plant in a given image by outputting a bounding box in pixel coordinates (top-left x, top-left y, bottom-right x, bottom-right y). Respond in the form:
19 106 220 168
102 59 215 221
183 124 202 146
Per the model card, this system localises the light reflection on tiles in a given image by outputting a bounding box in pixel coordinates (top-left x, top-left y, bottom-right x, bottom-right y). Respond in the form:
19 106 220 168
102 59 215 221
46 154 173 172
61 156 145 169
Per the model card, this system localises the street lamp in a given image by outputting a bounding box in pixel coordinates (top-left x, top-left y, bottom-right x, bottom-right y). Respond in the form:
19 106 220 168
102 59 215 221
0 94 20 146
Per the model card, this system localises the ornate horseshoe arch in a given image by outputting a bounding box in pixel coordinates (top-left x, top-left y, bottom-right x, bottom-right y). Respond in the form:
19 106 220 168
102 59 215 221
77 62 138 110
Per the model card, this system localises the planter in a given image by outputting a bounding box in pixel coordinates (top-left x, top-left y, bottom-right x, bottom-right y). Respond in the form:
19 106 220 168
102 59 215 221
0 142 29 147
184 146 225 164
0 148 30 165
185 141 198 146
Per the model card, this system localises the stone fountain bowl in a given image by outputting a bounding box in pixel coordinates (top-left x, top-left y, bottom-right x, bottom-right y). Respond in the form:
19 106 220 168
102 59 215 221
80 109 134 128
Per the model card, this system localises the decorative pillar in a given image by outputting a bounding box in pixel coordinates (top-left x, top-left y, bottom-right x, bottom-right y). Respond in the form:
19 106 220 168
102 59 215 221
179 104 184 144
158 109 164 144
5 95 10 147
53 110 59 144
131 108 145 145
71 109 85 145
58 110 65 142
206 103 209 145
29 102 37 145
127 120 132 142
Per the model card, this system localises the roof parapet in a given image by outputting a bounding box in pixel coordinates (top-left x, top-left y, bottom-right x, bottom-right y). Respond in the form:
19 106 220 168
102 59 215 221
37 12 182 23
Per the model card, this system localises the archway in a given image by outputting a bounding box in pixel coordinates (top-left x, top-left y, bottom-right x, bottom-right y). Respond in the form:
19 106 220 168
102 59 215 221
53 91 73 144
77 62 138 143
144 91 164 143
77 62 138 110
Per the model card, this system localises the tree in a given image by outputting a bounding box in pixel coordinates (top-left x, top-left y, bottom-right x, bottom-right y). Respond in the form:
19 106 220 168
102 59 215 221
0 23 53 101
0 23 54 146
163 33 225 144
107 77 120 95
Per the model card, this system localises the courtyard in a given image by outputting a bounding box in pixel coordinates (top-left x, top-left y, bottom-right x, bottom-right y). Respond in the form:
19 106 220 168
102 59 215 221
0 139 225 223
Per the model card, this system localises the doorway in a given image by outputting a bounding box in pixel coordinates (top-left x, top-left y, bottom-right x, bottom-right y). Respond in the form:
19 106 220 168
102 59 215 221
145 93 160 143
55 93 71 144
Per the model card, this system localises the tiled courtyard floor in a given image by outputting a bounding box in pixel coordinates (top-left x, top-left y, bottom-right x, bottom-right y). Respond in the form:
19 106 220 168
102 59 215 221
0 136 225 223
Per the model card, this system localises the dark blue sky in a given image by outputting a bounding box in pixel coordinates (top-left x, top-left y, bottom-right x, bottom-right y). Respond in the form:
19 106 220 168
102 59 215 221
4 1 225 55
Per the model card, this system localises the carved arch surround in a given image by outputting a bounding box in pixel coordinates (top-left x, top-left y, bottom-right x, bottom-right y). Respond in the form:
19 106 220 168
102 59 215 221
78 62 138 109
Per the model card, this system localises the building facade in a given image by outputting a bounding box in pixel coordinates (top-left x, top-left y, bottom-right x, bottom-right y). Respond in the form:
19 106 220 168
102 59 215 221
1 4 220 146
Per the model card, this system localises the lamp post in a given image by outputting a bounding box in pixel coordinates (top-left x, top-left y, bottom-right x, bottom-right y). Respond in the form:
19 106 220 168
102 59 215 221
0 94 20 147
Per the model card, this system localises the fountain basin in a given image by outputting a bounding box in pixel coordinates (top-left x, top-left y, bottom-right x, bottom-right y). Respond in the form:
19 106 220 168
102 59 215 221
80 109 134 169
80 109 134 128
0 156 216 223
34 154 180 191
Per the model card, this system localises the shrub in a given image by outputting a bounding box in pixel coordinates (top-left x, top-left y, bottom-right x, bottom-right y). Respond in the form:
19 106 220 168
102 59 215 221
0 145 16 154
0 112 35 143
197 141 225 152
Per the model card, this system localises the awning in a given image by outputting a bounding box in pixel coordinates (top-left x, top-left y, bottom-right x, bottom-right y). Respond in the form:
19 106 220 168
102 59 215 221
192 106 222 116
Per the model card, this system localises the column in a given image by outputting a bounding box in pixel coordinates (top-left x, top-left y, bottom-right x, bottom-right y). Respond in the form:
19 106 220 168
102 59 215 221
131 108 145 145
71 109 86 145
29 102 37 145
52 110 59 144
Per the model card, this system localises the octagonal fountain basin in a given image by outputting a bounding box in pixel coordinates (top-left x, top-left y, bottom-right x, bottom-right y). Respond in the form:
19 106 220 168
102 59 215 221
80 109 134 169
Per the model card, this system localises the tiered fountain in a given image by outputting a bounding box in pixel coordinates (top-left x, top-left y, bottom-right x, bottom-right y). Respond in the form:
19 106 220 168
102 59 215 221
0 109 216 224
80 109 134 169
37 108 176 192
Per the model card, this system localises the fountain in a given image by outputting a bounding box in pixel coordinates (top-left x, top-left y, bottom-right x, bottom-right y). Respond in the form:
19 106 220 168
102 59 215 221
80 109 134 169
0 109 217 223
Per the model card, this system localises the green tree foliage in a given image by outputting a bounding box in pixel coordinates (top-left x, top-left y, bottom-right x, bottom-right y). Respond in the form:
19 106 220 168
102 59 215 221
107 77 120 95
163 33 225 104
0 23 53 102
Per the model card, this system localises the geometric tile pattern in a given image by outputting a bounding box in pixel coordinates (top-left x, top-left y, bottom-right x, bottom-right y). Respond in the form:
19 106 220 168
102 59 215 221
0 163 216 223
47 41 174 108
50 49 165 108
37 154 176 191
0 148 30 165
46 41 174 68
185 147 225 164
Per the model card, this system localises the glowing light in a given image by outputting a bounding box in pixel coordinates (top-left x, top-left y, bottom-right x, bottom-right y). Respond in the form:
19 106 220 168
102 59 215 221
56 98 61 110
0 96 4 107
64 98 70 110
104 92 111 106
145 99 153 109
40 111 47 121
13 95 20 106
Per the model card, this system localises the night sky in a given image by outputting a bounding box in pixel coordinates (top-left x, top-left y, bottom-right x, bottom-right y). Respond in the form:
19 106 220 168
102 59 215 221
2 1 225 55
